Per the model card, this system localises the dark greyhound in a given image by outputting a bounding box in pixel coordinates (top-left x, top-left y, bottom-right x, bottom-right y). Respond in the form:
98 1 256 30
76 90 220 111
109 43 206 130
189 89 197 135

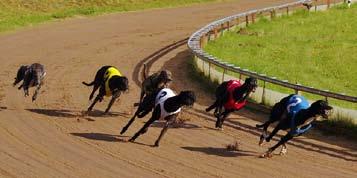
128 88 196 147
205 77 258 129
121 66 172 134
13 63 46 101
256 95 333 158
135 64 172 107
82 66 128 113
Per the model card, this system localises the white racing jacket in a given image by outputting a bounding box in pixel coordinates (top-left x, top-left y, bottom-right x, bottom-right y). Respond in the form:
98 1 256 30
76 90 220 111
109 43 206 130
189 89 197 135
155 88 181 120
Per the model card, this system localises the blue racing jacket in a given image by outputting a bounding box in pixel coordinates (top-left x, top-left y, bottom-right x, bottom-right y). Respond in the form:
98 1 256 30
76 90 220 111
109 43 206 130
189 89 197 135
286 95 312 136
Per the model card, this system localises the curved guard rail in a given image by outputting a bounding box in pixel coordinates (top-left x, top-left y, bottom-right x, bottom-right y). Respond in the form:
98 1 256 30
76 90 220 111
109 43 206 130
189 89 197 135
188 0 357 103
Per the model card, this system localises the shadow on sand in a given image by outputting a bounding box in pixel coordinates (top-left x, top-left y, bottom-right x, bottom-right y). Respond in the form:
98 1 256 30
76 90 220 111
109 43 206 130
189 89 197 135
150 120 201 129
26 108 129 119
182 146 256 157
70 132 128 142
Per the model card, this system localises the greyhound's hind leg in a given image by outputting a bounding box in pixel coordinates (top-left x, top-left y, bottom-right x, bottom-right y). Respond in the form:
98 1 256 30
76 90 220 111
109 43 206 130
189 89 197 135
88 95 101 112
205 100 218 112
129 116 157 142
89 84 100 100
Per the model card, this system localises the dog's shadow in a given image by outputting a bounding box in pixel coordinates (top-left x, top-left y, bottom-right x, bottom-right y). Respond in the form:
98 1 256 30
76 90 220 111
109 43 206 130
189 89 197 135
70 132 128 142
26 108 129 119
182 146 256 157
0 106 7 111
150 120 201 129
26 109 78 118
86 109 129 118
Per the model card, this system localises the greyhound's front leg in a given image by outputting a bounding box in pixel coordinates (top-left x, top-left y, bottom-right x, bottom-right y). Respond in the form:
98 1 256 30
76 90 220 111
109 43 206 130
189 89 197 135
261 134 293 158
280 143 287 155
17 84 23 90
105 91 121 113
24 87 29 97
214 104 223 118
154 115 176 147
129 115 157 142
259 129 269 146
120 111 139 135
32 83 42 102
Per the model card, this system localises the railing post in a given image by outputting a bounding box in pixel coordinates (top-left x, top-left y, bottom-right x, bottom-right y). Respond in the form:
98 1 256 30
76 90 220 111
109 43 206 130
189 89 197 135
239 73 242 80
222 68 226 82
227 21 230 31
327 0 331 8
200 34 207 48
286 6 289 15
208 62 211 79
270 10 276 19
245 15 249 27
262 81 266 104
214 28 218 39
220 23 224 36
202 60 205 76
315 0 317 12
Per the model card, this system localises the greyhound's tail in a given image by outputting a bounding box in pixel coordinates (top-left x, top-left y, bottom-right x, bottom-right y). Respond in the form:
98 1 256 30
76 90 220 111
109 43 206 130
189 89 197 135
142 63 147 80
256 123 265 128
82 81 94 86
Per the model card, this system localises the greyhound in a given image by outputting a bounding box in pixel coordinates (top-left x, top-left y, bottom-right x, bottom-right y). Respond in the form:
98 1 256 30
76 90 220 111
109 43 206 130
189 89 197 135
257 95 333 158
206 77 258 129
128 88 196 147
82 65 128 113
13 63 46 101
121 66 172 134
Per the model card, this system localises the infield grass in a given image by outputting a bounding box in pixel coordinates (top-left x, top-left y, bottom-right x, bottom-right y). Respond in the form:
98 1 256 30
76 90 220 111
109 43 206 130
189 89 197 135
0 0 230 33
204 4 357 109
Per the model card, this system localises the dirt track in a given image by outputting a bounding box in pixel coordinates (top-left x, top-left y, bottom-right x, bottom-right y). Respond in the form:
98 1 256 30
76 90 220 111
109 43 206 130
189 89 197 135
0 0 356 177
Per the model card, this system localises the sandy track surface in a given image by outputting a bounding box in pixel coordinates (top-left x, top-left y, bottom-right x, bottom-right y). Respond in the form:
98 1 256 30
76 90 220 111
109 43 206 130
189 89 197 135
0 0 356 177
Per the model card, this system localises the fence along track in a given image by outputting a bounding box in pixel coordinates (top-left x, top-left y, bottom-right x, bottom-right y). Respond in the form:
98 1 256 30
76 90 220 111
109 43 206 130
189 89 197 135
187 0 357 104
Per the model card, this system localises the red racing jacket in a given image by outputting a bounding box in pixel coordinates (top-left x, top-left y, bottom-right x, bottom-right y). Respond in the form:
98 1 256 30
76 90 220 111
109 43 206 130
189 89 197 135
223 80 247 110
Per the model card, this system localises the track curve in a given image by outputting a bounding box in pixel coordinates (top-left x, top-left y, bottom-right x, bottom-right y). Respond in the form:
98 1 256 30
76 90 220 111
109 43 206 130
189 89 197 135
0 0 356 177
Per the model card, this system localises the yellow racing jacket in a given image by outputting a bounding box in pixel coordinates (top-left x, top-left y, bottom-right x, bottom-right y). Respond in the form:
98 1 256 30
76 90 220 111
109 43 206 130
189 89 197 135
104 67 122 96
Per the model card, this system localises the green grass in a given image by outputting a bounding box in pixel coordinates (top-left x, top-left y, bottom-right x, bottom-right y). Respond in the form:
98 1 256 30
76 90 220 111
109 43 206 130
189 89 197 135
204 4 357 109
0 0 230 33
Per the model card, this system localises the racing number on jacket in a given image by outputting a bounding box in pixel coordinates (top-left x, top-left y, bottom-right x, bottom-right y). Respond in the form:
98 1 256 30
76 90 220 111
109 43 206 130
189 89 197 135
158 91 167 100
287 97 302 113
